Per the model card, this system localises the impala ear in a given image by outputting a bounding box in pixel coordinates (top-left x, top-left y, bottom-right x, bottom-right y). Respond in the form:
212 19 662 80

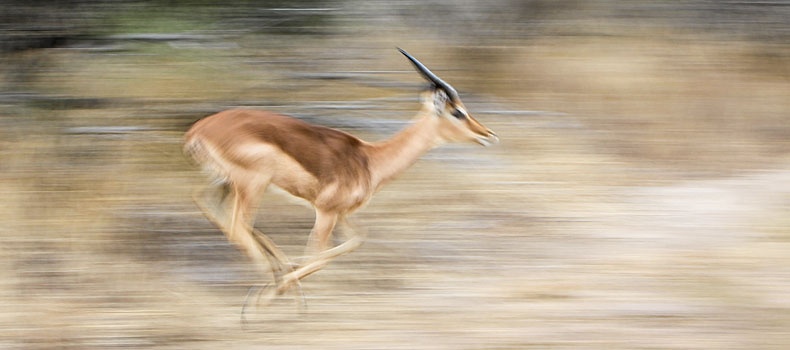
432 88 450 114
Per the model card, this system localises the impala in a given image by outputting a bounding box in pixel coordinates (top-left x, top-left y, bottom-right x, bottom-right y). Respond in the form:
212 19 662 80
184 48 497 316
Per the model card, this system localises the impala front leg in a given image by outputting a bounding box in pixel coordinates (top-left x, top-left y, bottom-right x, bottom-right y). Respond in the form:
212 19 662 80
303 209 339 258
276 215 366 295
252 209 338 306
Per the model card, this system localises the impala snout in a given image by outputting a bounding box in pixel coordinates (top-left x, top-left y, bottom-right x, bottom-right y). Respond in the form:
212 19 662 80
466 115 497 147
476 130 499 147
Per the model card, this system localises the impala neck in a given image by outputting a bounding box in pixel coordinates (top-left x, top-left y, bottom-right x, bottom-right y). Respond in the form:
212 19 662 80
367 110 443 191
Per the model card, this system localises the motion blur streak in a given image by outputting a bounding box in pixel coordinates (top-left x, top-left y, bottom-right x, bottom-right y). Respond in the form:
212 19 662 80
1 1 789 349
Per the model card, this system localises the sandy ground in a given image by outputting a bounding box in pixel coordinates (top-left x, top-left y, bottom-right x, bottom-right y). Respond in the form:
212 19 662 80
1 27 789 349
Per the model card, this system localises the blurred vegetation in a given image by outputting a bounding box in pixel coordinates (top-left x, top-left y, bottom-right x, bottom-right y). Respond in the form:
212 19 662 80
1 1 789 349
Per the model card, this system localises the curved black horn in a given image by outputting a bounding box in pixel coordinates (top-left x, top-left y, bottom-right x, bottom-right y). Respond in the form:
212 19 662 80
398 48 459 101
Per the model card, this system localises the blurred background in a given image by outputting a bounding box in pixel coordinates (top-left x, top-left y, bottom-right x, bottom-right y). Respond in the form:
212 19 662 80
1 0 790 349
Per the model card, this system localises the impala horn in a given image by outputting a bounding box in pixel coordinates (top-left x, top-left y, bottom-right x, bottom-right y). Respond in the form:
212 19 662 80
398 48 459 102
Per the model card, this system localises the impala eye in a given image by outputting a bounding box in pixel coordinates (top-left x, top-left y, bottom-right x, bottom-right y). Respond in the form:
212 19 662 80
451 109 465 119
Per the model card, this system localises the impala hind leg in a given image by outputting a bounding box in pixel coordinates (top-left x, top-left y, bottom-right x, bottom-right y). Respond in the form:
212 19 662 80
193 181 300 297
193 181 280 276
225 181 300 283
192 181 233 231
225 181 307 319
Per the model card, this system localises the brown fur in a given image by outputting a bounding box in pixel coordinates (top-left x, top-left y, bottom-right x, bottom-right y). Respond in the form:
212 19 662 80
185 109 372 212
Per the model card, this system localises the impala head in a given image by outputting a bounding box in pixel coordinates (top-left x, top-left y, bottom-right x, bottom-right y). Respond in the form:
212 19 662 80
399 48 498 146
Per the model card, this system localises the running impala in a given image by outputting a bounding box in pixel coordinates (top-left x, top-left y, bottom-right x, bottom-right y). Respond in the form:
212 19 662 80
184 48 497 314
